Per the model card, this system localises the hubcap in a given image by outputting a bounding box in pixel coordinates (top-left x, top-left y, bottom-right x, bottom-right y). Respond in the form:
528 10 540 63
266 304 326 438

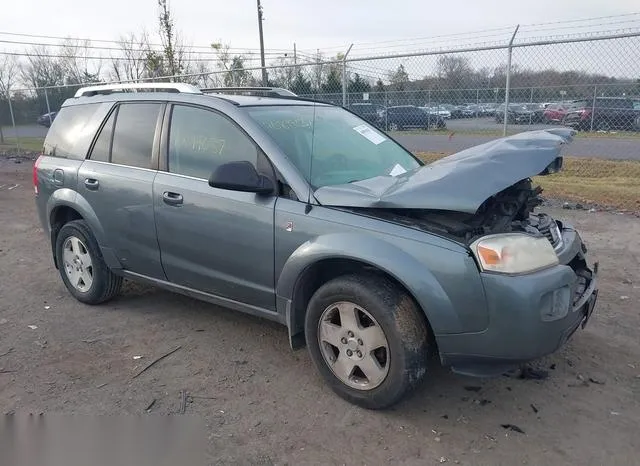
62 236 94 292
317 301 390 390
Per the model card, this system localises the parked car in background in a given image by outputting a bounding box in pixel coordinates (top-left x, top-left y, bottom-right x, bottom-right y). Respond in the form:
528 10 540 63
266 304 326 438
34 83 598 410
524 103 545 123
543 102 573 124
441 104 463 119
349 103 384 127
461 105 481 118
563 97 637 131
419 106 451 119
480 103 498 117
495 103 536 124
384 105 446 130
37 111 58 127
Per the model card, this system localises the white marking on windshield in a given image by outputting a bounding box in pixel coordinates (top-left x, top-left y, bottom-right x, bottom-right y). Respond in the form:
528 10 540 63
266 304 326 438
353 124 386 145
389 164 407 176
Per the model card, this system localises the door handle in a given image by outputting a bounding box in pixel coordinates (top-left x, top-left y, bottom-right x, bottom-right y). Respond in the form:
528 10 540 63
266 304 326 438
84 178 99 190
162 191 183 206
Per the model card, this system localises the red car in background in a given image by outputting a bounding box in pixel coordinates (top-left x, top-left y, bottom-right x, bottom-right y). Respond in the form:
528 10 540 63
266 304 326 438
543 102 575 124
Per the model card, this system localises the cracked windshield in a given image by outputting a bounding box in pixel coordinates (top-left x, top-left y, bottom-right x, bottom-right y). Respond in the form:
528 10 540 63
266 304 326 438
247 105 421 188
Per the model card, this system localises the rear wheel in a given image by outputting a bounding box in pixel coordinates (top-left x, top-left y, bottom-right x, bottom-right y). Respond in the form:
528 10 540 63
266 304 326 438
55 220 122 304
305 274 430 409
388 122 400 131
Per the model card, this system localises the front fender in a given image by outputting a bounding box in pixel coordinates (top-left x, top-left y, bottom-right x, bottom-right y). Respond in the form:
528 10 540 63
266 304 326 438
277 232 470 337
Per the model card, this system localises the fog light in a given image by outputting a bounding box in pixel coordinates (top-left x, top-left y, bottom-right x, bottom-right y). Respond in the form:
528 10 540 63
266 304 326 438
541 286 571 322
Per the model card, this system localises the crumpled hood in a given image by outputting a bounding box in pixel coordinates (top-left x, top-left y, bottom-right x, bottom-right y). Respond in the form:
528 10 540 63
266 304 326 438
314 128 574 214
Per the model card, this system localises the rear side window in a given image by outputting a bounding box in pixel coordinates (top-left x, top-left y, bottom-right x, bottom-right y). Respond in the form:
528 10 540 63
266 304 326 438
43 103 109 159
111 103 162 169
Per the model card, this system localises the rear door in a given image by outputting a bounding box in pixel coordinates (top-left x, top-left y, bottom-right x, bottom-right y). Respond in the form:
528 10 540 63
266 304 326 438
153 104 276 310
77 101 165 279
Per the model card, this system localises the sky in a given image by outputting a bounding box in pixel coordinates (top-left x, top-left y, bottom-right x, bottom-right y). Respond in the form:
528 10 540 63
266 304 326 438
2 0 638 56
1 0 639 87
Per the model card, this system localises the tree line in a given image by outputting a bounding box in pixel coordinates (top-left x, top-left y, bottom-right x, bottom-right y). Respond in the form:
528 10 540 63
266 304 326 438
1 3 639 137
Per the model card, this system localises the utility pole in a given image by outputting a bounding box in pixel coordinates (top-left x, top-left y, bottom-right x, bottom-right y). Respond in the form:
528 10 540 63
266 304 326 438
257 0 267 85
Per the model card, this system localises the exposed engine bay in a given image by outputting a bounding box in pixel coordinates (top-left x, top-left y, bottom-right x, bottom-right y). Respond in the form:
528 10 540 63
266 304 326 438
351 178 563 249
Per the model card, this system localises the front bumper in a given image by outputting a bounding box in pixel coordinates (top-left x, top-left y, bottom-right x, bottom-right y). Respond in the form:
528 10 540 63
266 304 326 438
438 227 599 377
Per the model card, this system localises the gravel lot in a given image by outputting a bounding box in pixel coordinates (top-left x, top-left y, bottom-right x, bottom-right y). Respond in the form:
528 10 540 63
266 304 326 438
1 157 639 465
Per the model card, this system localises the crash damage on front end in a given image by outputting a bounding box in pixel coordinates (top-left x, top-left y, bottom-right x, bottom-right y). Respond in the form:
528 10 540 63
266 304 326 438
315 128 599 376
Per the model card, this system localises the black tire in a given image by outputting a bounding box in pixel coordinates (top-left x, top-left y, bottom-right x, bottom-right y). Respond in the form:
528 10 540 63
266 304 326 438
55 219 122 304
305 274 430 409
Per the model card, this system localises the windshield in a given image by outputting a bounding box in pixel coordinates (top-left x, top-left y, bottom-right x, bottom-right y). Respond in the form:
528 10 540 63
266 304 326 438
247 105 421 188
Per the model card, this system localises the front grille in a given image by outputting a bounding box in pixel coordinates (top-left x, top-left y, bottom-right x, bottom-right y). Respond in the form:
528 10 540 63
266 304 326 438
535 215 563 250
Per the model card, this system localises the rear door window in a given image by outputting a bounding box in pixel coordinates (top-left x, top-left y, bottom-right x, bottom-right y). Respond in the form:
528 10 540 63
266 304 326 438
43 103 111 159
88 110 116 162
111 103 162 169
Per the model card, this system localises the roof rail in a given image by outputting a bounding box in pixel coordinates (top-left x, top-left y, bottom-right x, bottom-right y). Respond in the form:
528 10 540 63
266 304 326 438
201 87 297 97
74 82 202 97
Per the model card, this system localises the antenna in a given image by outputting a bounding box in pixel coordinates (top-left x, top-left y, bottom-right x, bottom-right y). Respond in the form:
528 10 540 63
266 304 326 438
305 102 317 214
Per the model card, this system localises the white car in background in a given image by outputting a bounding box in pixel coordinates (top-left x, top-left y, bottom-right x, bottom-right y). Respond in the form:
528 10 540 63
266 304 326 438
419 106 452 119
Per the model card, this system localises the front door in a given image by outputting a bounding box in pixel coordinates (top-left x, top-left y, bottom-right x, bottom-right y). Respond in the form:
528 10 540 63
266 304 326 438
153 104 276 310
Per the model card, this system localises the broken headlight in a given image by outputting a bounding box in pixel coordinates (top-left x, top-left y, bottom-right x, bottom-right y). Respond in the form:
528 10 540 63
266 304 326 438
471 233 559 274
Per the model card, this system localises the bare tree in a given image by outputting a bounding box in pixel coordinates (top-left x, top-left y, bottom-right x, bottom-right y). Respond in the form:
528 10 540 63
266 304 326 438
211 42 249 86
20 46 65 89
0 54 19 143
158 0 180 78
110 33 153 82
58 39 102 84
269 56 295 88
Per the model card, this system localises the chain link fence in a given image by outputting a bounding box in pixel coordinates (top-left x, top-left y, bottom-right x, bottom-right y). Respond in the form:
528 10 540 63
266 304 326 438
1 29 639 209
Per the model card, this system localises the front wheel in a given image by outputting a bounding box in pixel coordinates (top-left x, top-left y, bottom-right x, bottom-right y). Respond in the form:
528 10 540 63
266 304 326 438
55 220 123 304
305 274 430 409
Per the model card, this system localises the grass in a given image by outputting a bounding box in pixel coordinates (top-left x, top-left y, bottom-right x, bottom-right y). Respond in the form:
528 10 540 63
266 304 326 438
415 151 640 212
0 137 44 153
394 128 640 139
0 136 637 211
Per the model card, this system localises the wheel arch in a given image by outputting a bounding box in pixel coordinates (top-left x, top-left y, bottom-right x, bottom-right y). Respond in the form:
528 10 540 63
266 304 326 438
277 234 451 351
46 190 117 269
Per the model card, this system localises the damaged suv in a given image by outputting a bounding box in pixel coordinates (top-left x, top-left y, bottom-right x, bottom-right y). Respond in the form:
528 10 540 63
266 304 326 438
35 84 598 409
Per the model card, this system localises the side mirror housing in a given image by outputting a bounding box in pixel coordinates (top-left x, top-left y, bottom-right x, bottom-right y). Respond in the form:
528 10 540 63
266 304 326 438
208 161 274 194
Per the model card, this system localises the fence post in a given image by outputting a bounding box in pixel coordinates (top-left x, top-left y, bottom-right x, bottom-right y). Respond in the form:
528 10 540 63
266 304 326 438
7 93 20 151
342 44 353 107
44 88 53 126
384 88 388 131
503 24 520 136
589 85 597 132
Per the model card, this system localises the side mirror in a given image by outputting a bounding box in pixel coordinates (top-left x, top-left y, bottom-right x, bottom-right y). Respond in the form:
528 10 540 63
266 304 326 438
208 161 274 194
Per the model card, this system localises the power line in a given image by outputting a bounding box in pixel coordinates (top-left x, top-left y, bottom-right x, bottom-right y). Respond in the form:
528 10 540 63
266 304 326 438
0 30 293 54
302 12 640 54
0 38 290 58
0 49 270 63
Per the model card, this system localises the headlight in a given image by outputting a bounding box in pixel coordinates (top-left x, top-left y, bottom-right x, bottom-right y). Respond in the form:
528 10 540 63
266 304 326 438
471 234 559 274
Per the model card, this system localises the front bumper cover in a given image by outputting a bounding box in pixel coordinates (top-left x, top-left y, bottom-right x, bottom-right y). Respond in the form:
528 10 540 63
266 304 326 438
436 228 599 377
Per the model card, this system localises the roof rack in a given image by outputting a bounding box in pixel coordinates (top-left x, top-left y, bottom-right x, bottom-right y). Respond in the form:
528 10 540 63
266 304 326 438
201 87 297 97
74 82 202 97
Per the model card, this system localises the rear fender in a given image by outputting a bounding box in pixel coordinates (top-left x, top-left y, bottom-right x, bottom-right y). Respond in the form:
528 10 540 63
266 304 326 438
46 189 121 270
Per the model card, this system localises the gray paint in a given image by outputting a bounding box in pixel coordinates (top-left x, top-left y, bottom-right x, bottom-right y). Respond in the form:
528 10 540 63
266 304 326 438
35 92 596 376
315 128 574 213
